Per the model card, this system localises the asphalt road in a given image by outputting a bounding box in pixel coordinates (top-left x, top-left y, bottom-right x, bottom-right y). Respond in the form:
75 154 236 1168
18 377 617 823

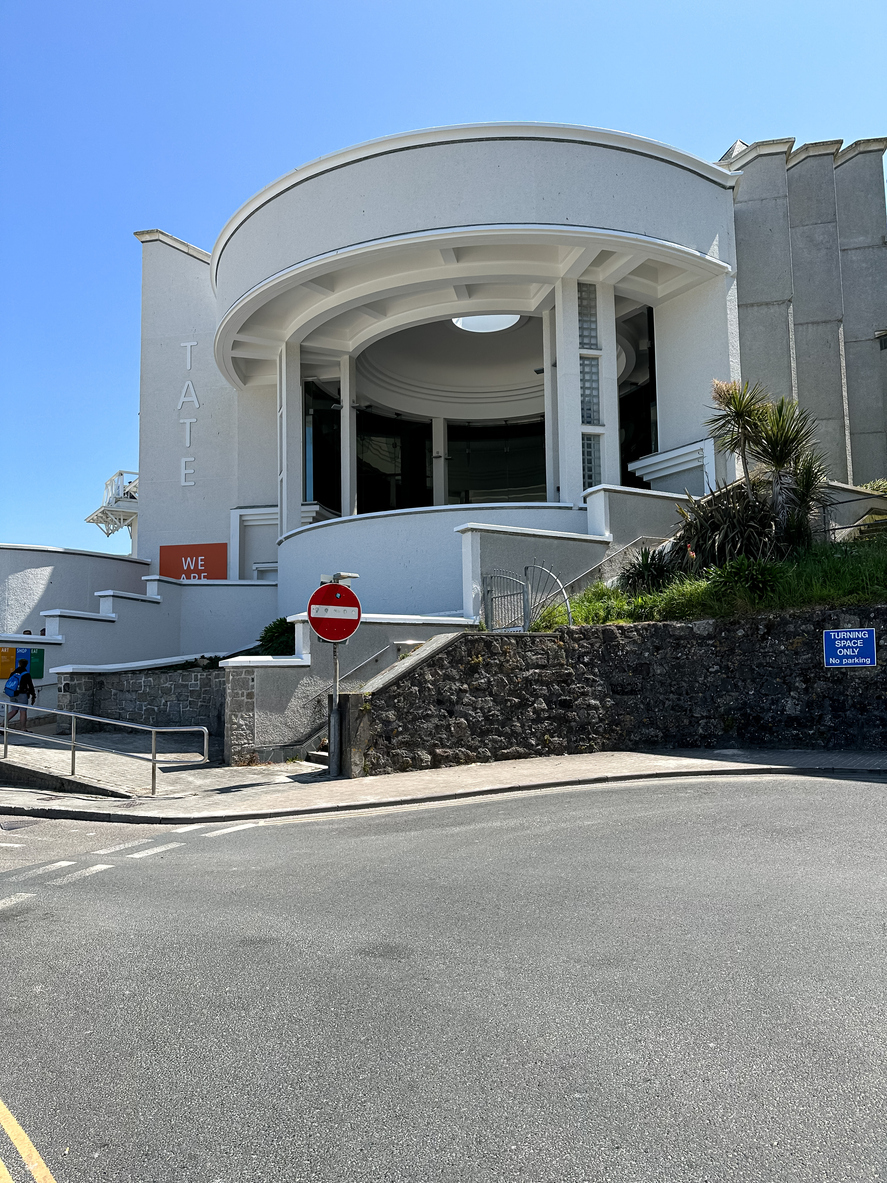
1 774 885 1182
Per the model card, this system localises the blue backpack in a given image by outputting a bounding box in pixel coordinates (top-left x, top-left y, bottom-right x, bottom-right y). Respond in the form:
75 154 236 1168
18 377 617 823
4 673 21 698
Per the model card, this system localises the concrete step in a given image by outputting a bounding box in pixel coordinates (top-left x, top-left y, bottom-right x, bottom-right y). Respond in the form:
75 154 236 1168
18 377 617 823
306 751 329 767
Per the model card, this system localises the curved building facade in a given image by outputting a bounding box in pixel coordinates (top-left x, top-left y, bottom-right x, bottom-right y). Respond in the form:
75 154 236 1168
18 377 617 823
126 123 886 620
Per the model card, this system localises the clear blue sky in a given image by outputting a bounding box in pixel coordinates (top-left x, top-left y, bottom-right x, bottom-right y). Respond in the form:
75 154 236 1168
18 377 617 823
2 0 884 553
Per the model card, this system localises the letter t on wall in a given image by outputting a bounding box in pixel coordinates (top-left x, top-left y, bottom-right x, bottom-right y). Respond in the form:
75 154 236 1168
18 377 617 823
181 342 197 370
180 418 197 447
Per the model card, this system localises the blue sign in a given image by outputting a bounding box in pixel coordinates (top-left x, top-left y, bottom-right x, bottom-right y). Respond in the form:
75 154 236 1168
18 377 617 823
823 628 877 668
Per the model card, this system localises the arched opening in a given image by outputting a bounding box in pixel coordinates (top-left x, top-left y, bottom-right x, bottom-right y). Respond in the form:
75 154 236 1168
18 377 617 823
304 316 546 515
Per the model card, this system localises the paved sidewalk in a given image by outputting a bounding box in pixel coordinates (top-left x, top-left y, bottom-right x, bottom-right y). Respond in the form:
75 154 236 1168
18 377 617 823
1 736 886 824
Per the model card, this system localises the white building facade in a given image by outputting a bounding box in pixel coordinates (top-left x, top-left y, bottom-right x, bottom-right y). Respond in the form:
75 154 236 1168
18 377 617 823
3 123 886 689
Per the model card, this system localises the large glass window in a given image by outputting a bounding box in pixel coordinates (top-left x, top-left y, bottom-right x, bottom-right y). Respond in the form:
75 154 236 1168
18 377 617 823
356 410 432 513
618 306 658 488
304 382 340 514
447 420 546 504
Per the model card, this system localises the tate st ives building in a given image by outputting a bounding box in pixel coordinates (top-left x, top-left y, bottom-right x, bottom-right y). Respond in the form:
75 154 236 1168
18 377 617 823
3 123 886 704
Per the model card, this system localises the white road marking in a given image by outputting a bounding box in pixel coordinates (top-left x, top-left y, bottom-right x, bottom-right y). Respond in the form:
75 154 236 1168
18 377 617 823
11 861 75 881
0 842 24 847
172 823 208 833
127 842 184 859
0 893 35 910
49 864 114 885
204 823 260 838
92 837 153 855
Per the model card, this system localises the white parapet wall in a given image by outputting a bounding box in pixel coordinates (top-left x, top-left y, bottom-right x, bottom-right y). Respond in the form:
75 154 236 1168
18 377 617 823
276 502 590 619
0 544 149 635
583 485 690 546
455 523 611 620
29 578 278 689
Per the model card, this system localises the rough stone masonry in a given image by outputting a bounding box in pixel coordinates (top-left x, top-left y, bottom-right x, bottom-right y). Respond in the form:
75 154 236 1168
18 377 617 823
341 606 887 776
57 667 226 735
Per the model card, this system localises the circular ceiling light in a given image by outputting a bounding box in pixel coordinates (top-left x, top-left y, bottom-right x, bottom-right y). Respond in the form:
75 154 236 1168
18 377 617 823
452 314 521 333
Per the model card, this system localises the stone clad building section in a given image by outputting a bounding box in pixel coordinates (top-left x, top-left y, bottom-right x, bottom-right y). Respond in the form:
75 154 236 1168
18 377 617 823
727 137 887 484
342 607 887 775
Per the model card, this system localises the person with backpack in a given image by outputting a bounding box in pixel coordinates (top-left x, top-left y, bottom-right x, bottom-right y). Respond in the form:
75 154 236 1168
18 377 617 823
5 658 37 731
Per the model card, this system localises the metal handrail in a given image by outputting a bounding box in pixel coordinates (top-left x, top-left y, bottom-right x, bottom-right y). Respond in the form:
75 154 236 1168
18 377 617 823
1 700 209 796
300 645 394 706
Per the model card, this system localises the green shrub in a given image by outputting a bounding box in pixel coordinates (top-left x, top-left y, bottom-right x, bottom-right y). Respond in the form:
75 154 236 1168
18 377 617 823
532 536 887 630
258 617 295 655
674 484 778 566
860 479 887 495
618 546 680 595
705 556 785 605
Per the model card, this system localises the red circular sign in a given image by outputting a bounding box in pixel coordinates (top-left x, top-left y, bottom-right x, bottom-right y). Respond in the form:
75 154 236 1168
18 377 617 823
307 583 362 642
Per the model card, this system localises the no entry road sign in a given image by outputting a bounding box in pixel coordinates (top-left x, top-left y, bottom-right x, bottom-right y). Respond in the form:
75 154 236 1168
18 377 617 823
307 583 362 643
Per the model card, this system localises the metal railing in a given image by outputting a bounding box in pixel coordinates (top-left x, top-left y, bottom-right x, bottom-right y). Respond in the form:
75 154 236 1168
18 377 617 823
1 701 209 796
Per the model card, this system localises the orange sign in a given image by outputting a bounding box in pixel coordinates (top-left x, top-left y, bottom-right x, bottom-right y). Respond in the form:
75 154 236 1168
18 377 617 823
159 543 228 581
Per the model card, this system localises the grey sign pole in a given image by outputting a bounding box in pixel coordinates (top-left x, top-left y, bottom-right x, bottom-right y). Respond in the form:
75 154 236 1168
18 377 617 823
329 641 341 778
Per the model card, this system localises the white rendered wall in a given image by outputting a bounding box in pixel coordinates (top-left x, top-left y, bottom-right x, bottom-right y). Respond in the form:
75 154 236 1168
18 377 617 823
457 525 610 619
0 545 149 634
39 580 277 680
136 238 241 570
654 275 740 452
215 133 736 316
276 504 589 619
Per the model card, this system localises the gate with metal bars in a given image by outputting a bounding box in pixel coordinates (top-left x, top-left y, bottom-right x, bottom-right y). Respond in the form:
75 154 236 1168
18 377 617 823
481 563 573 632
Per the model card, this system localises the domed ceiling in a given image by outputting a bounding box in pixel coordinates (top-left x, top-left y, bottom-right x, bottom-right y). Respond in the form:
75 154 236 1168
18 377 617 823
355 316 543 421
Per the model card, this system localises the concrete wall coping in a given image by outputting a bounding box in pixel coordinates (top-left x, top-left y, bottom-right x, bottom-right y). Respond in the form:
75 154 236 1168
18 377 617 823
280 501 581 544
287 612 477 626
133 228 211 263
0 634 64 645
0 543 149 563
356 633 464 697
142 576 278 587
50 653 227 674
220 656 311 669
835 139 887 167
39 609 116 622
94 590 162 603
453 522 609 544
582 484 691 504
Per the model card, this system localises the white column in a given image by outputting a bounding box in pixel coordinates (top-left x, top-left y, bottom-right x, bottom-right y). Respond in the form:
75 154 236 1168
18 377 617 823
596 283 620 484
542 308 559 501
432 417 447 505
278 339 302 538
553 278 582 503
340 355 358 516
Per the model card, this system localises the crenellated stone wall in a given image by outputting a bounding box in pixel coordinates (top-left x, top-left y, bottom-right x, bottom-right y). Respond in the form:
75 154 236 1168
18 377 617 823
341 607 887 776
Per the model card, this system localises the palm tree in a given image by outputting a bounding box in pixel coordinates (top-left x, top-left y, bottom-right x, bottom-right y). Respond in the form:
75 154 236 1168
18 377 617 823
705 380 770 497
694 382 832 560
750 397 826 530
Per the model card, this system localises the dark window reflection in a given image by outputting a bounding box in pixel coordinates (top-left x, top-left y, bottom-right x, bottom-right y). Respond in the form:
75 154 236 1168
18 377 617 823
447 419 546 504
357 410 432 513
304 382 341 514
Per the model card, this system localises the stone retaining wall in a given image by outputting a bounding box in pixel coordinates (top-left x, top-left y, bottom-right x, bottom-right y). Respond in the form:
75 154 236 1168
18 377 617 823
57 668 226 735
341 606 887 775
